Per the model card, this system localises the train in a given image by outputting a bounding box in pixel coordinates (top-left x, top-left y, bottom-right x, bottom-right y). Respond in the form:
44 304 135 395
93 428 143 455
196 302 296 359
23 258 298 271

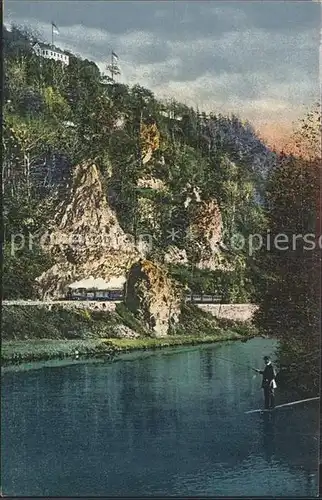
64 289 123 301
64 289 222 304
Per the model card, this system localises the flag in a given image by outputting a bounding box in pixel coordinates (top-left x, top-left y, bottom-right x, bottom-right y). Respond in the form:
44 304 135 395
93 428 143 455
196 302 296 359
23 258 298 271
52 22 59 34
112 51 118 62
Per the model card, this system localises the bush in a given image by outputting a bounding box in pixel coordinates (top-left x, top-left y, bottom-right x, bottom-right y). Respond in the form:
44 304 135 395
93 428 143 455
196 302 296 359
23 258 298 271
2 304 150 341
115 302 149 336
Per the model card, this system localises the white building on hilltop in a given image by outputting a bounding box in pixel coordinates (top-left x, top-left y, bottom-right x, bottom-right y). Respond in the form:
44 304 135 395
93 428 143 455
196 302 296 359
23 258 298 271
32 42 69 65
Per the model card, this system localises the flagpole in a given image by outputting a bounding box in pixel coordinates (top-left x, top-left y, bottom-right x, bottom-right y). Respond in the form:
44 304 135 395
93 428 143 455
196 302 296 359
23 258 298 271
52 23 54 47
111 51 114 82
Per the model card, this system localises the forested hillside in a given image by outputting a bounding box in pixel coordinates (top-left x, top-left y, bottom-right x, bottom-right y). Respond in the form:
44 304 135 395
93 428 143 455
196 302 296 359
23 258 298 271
3 25 321 394
3 25 276 301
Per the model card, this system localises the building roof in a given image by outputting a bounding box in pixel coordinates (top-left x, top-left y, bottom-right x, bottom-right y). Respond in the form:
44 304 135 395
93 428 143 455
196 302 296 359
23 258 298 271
33 42 68 56
69 276 126 290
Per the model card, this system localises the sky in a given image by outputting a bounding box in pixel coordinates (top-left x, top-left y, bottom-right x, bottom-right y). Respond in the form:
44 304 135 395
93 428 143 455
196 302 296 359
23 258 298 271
4 0 321 148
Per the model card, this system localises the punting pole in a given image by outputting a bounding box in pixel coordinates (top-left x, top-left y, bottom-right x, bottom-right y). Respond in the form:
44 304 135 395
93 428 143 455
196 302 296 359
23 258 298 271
245 397 319 414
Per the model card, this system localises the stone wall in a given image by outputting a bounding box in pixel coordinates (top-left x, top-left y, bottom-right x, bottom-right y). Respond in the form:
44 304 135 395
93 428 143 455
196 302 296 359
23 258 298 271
2 300 119 312
3 301 258 322
197 303 258 322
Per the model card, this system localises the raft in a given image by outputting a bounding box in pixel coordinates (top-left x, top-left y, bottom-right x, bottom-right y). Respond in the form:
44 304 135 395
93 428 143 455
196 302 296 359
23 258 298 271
245 396 319 414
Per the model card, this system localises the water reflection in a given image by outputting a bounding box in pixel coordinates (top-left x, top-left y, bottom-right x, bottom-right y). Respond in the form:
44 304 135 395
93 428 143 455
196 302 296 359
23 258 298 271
2 338 318 497
262 412 276 464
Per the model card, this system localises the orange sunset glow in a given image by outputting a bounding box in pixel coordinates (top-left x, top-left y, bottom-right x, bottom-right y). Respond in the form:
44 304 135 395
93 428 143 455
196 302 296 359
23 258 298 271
257 122 294 153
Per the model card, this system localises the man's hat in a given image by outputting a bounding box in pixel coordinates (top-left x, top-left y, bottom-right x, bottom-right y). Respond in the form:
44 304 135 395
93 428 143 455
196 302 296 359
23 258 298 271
263 355 270 361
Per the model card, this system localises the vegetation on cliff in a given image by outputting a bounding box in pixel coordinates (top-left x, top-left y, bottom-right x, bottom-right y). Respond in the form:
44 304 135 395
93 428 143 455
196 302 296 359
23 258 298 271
3 25 273 303
2 303 255 364
253 108 320 396
2 25 320 389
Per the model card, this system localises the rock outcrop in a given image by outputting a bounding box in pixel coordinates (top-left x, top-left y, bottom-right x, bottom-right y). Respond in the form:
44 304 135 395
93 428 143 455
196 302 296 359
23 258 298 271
188 199 223 270
137 197 162 239
140 121 160 165
112 324 140 339
184 184 202 208
124 259 182 337
36 161 140 298
164 246 188 265
137 176 166 191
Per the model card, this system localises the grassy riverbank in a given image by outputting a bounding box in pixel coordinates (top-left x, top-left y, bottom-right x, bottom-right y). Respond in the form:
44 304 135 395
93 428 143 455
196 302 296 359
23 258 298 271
2 303 258 365
2 331 254 365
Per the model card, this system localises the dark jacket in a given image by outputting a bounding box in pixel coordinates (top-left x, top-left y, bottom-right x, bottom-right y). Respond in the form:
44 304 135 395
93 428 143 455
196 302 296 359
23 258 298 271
260 363 275 388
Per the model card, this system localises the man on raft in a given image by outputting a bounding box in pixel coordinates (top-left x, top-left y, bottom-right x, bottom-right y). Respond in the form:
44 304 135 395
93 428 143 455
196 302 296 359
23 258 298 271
255 355 277 410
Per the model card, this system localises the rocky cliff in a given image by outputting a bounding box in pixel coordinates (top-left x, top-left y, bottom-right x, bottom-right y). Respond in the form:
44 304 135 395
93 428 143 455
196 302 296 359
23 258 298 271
36 161 140 298
124 259 182 337
36 160 234 301
188 199 224 270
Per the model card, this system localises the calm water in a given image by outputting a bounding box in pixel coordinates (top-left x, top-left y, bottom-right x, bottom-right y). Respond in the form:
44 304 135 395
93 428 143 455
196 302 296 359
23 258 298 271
1 338 319 496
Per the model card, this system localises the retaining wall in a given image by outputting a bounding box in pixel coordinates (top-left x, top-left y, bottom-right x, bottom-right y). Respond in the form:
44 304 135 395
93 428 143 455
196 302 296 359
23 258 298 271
197 303 258 322
3 300 258 321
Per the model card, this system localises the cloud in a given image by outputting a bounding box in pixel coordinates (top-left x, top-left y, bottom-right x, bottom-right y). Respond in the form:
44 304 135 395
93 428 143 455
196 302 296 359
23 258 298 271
200 5 249 25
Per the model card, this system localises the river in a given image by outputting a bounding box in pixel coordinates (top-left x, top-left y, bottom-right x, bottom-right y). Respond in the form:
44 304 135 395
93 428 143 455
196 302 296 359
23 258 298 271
1 337 319 496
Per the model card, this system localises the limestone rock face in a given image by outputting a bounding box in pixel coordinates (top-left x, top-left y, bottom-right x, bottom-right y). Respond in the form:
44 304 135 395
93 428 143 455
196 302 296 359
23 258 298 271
137 176 166 191
112 324 140 339
164 246 188 265
184 184 202 208
188 199 223 270
137 197 162 239
36 161 140 298
124 259 182 337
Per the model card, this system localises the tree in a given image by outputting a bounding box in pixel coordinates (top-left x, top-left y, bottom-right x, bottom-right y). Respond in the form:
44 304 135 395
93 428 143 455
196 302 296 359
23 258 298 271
254 152 318 333
3 243 53 299
3 114 61 199
286 102 321 162
42 86 71 119
3 23 271 309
